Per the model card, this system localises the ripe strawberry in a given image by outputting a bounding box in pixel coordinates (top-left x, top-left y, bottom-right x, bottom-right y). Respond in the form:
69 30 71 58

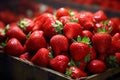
89 47 96 60
18 18 34 34
33 13 53 31
50 34 69 55
82 30 93 40
70 36 90 61
49 55 69 73
4 38 24 56
112 33 120 52
5 24 26 44
73 11 94 30
93 10 108 22
31 48 51 67
0 21 5 29
24 30 47 53
42 17 60 38
87 59 107 74
92 27 112 54
19 52 32 60
56 8 70 19
59 16 71 26
63 22 82 39
115 52 120 65
65 66 87 79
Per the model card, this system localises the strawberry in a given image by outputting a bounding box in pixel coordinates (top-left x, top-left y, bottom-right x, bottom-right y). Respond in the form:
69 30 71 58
89 47 96 60
92 27 112 54
31 48 51 67
87 59 107 74
0 21 5 29
65 66 87 79
56 8 70 19
0 27 5 43
93 10 108 22
42 17 61 38
82 30 93 40
32 13 53 31
19 52 32 60
24 30 47 53
70 36 90 61
50 34 69 55
49 55 69 73
59 16 71 26
63 22 82 39
18 18 34 34
5 24 26 44
73 11 94 30
111 33 120 52
4 38 24 56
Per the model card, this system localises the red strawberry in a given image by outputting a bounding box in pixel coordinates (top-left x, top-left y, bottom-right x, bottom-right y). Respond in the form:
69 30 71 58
4 38 24 56
5 24 26 44
70 36 90 61
112 33 120 52
63 22 82 39
73 11 94 30
65 66 87 79
31 48 51 67
42 17 59 38
19 52 32 60
92 27 112 54
18 18 34 34
0 21 5 29
82 30 93 40
50 55 69 73
24 30 47 53
33 13 53 31
56 8 70 19
93 10 108 22
89 47 96 60
59 16 71 26
50 34 69 55
87 59 107 74
115 52 120 65
0 27 5 43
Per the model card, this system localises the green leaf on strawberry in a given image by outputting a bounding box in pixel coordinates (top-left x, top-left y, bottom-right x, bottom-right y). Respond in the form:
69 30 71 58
68 59 80 66
68 9 74 16
52 20 63 34
18 18 29 30
84 53 91 63
65 68 73 77
69 18 78 23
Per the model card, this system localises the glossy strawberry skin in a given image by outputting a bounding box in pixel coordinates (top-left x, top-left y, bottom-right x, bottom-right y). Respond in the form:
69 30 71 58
70 42 90 61
63 22 82 39
50 55 69 73
67 66 87 79
18 18 34 34
24 30 47 53
93 10 108 22
31 48 50 67
59 16 71 26
115 52 120 65
19 52 32 60
42 17 57 38
56 8 70 19
73 11 94 30
5 24 26 44
4 38 24 56
82 30 93 40
33 13 53 31
87 59 107 74
92 33 112 54
50 34 69 55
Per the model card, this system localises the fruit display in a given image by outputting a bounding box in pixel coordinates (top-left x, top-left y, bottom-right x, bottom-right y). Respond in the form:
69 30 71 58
0 1 120 80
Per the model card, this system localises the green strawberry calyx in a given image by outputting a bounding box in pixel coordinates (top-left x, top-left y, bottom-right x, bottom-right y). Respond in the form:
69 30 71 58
68 9 74 17
72 35 90 45
106 55 119 68
84 53 91 63
52 20 63 34
18 18 29 30
68 59 80 67
4 24 10 33
65 68 73 77
69 17 78 23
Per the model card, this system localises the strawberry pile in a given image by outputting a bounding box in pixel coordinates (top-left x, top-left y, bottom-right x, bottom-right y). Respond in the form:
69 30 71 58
0 7 120 79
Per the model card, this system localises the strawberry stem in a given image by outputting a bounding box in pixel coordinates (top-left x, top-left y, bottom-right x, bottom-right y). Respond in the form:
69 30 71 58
18 18 29 30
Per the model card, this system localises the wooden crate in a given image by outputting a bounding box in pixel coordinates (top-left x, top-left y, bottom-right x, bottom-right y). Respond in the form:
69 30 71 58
0 53 120 80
